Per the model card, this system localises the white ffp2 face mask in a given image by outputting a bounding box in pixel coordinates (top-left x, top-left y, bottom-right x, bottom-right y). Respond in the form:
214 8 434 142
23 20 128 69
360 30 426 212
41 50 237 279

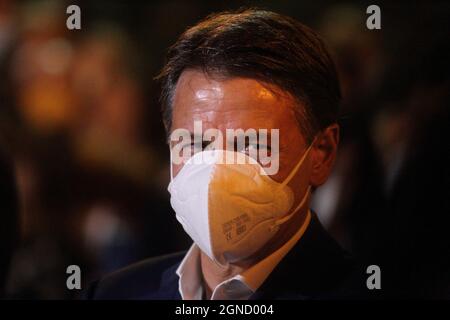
168 145 313 266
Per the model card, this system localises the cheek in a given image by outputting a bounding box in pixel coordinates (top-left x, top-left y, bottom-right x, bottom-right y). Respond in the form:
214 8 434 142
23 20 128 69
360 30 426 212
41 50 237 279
171 154 192 178
268 152 291 183
172 163 182 178
273 138 306 182
287 157 313 204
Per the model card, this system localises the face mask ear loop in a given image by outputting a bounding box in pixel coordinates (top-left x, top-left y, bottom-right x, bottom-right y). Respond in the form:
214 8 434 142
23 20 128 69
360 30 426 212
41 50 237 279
270 186 311 230
281 138 316 188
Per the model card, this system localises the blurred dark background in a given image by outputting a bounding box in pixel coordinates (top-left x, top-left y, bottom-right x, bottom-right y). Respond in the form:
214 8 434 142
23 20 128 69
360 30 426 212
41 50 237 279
0 0 448 299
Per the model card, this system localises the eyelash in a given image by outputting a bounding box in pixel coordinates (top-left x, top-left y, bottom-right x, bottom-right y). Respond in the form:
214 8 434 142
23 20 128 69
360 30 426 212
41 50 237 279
182 142 271 152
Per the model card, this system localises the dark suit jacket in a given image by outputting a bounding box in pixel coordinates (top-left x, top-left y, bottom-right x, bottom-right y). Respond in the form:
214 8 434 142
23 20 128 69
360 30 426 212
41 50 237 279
86 213 371 300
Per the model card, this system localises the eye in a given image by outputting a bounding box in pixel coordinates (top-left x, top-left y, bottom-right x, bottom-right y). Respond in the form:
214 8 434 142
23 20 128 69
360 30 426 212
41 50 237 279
203 140 215 151
243 143 272 160
242 144 275 167
243 144 257 153
244 143 271 153
202 140 213 150
181 140 213 154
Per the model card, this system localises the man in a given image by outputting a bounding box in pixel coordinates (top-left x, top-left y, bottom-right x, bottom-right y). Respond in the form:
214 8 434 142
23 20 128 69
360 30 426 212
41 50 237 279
87 9 368 300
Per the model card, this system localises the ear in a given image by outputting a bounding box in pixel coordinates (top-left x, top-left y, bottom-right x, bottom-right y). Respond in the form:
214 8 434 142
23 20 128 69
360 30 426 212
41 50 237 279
309 123 339 187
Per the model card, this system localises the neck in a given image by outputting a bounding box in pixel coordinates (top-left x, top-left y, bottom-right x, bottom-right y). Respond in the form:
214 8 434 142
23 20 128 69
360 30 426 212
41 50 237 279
200 252 247 299
257 204 310 260
199 204 310 299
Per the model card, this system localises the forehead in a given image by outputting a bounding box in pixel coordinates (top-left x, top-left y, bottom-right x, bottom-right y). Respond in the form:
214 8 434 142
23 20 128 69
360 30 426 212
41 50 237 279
171 69 300 132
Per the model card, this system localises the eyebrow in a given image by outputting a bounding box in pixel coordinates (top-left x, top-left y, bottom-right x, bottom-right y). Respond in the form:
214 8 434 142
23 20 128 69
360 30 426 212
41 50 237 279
185 130 275 144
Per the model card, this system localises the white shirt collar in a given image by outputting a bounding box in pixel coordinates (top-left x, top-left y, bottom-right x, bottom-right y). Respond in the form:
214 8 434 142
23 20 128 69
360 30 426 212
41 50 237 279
175 210 312 300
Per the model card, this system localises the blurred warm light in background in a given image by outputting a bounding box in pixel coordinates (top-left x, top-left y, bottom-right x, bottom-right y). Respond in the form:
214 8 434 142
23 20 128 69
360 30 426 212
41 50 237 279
0 0 448 298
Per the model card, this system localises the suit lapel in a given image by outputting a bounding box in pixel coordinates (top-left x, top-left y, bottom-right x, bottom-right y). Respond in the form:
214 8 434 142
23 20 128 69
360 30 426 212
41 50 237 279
142 263 182 300
149 213 359 300
250 213 357 300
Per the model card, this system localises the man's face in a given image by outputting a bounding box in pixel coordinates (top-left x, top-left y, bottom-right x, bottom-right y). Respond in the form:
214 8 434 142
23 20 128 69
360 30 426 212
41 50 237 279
170 69 314 204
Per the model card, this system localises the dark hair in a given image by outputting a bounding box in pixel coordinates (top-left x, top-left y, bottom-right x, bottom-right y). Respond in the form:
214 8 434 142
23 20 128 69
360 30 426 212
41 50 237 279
157 8 341 142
